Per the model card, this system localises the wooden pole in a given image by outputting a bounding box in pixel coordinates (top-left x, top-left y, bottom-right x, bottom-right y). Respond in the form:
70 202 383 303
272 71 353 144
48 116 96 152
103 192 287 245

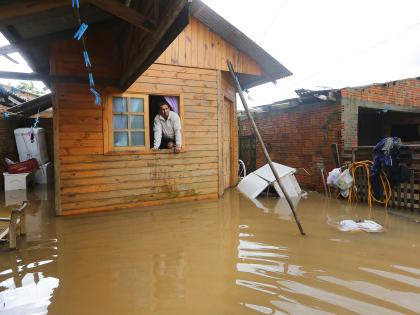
227 60 306 236
331 143 340 168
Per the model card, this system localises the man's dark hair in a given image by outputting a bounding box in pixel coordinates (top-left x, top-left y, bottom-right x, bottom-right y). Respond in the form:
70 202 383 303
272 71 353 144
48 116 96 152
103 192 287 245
158 100 172 111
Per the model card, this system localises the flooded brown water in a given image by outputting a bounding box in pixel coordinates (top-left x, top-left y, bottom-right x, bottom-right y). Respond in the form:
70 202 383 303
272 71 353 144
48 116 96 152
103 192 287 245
0 186 419 314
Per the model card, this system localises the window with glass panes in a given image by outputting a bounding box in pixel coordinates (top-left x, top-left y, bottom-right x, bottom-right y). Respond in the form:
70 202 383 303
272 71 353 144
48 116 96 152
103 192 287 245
109 94 149 150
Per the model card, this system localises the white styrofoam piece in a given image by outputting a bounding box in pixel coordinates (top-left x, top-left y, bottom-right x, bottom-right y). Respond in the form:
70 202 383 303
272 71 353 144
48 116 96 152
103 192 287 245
251 197 301 220
251 198 270 213
5 189 27 206
34 162 53 184
273 180 285 198
3 172 33 191
272 198 294 220
253 162 296 183
14 128 49 164
289 174 302 195
273 174 301 198
237 173 270 199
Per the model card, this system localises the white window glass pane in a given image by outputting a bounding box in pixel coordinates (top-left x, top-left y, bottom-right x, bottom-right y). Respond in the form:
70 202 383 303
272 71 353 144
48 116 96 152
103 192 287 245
113 97 127 112
113 115 127 129
131 132 145 146
130 98 144 112
130 115 144 129
114 132 128 146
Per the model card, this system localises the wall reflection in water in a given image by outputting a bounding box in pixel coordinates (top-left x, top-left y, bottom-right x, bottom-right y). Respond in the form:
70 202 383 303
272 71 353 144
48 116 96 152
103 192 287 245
235 193 420 315
0 184 59 314
0 187 419 314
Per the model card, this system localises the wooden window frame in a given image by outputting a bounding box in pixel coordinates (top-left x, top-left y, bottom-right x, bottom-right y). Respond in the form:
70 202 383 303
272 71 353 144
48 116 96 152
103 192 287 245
103 92 185 155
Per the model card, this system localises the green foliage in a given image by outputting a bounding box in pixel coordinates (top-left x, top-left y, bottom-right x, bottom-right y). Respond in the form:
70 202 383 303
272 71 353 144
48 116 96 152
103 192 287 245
15 81 43 96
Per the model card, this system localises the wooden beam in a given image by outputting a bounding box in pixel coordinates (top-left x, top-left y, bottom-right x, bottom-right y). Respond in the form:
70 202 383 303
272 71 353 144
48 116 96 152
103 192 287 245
153 0 159 25
2 20 113 52
120 0 189 89
0 25 46 76
0 0 69 22
216 70 224 196
0 44 19 55
0 71 47 81
87 0 155 32
0 71 118 86
2 54 19 64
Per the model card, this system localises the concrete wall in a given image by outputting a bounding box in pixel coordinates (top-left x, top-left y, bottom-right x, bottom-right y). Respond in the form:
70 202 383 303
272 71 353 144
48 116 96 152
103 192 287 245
341 78 420 149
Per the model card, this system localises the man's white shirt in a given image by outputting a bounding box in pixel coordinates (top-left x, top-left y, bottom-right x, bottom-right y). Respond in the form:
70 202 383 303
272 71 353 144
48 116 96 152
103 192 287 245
153 111 182 149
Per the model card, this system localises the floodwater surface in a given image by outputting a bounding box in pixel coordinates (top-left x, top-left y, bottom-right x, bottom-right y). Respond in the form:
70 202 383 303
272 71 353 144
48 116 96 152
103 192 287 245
0 186 419 314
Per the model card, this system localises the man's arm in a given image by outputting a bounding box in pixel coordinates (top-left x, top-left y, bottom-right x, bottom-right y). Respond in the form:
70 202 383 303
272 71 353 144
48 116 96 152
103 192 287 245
153 118 162 149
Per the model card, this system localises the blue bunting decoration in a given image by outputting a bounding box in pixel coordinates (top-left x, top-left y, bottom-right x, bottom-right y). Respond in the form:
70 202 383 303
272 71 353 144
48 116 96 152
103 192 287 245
71 1 101 105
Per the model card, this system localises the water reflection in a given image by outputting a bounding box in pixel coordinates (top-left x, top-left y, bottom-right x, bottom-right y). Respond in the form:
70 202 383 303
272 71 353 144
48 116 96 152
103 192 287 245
0 185 59 315
235 193 420 314
0 188 418 314
250 196 296 221
0 273 59 314
318 275 420 313
277 280 404 315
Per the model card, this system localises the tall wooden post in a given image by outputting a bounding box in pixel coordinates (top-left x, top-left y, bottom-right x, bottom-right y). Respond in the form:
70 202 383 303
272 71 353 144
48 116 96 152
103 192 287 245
227 60 306 236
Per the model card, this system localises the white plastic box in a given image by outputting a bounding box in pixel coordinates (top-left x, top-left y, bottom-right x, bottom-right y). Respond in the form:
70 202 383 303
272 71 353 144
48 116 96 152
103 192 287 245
34 162 53 184
14 128 49 165
3 172 33 191
4 189 27 206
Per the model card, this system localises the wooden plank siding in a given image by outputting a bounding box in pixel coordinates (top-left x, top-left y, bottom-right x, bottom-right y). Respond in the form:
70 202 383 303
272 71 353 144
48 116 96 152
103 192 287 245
51 18 255 215
54 63 221 215
155 18 262 76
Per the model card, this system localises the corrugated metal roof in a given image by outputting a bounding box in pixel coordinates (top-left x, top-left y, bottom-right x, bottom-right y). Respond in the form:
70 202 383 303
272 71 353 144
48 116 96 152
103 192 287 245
7 93 52 117
190 0 292 89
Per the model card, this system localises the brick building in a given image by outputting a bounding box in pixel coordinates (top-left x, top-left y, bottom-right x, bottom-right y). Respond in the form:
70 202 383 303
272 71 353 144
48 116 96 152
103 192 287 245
238 77 420 191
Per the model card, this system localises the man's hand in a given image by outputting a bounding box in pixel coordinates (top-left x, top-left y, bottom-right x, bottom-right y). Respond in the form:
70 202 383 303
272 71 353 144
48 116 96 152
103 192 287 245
151 147 159 152
174 146 181 154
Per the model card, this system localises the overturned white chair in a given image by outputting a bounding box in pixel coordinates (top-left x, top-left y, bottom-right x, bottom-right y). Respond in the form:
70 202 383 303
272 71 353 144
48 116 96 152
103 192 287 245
0 201 28 249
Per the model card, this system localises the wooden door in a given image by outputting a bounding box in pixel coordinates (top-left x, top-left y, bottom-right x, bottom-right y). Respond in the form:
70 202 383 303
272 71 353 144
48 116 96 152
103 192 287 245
223 97 233 190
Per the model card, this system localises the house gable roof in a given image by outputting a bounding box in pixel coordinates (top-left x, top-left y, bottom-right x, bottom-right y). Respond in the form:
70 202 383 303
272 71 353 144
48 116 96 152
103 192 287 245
190 1 292 88
0 0 190 90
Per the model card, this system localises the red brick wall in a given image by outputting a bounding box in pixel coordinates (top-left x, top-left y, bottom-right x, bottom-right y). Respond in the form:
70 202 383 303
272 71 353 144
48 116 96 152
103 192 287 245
342 78 420 107
238 101 341 191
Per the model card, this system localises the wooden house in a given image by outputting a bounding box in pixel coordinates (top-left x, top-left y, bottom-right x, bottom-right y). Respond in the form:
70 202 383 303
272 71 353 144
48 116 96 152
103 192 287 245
0 1 291 215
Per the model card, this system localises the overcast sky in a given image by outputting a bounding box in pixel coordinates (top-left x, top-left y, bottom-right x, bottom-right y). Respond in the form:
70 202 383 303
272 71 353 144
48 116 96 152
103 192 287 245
1 0 420 106
202 0 420 106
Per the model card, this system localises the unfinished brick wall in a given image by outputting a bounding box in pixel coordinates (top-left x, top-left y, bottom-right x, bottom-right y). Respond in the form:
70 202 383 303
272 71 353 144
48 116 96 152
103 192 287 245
238 101 341 191
342 79 420 107
341 78 420 149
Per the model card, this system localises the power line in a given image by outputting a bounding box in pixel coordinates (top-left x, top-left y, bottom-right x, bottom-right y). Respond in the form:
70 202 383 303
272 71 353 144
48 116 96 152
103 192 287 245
288 17 420 89
259 0 287 44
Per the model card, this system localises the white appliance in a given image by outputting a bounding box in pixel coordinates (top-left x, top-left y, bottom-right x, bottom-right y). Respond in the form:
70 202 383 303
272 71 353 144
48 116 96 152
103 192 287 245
34 162 53 184
237 162 302 200
14 128 49 164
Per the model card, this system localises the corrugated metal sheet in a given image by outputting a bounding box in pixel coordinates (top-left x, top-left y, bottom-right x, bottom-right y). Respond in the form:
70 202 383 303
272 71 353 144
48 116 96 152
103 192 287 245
190 0 292 88
7 94 52 117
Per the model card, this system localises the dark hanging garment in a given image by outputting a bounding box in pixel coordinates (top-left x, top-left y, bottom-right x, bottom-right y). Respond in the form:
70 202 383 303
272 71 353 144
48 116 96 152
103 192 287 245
370 137 403 198
389 164 411 187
